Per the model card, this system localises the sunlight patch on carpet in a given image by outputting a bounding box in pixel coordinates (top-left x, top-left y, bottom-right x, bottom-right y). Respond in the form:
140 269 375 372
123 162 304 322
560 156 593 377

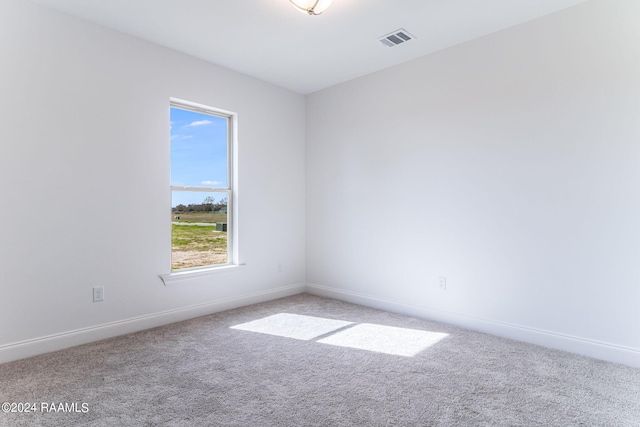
230 313 353 340
317 323 449 357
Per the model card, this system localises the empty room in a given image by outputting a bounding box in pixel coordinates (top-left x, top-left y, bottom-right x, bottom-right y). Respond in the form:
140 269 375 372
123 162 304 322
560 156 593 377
1 0 639 425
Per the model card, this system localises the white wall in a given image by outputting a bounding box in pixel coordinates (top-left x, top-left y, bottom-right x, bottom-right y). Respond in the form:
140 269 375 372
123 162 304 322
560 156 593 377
0 0 306 362
306 0 640 367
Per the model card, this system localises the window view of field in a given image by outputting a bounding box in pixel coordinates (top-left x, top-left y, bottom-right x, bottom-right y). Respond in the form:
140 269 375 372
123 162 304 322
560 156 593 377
170 103 231 271
171 197 228 270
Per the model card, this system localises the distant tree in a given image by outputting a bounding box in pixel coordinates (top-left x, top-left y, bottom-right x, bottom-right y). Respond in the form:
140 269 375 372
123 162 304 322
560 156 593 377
200 196 214 212
213 197 227 212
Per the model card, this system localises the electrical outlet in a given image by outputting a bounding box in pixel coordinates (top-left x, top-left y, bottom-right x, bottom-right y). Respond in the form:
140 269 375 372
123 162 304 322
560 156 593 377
438 276 447 291
277 263 283 273
93 286 104 302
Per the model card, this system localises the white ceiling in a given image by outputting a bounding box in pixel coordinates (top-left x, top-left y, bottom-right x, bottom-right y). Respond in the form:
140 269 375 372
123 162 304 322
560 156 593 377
30 0 589 94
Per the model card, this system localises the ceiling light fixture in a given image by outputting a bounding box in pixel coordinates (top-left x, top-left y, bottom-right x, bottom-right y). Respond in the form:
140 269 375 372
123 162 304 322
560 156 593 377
289 0 333 15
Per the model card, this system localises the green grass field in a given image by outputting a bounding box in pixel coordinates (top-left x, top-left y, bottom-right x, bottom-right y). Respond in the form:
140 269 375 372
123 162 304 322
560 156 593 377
171 224 225 249
171 211 228 269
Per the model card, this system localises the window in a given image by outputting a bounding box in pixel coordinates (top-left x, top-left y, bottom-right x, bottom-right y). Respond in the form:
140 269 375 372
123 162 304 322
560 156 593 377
169 99 235 271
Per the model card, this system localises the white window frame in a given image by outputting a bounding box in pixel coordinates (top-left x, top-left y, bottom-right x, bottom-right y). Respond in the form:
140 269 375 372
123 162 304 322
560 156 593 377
160 98 241 286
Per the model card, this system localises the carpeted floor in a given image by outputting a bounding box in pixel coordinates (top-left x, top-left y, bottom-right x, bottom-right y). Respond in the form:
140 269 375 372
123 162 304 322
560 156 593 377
1 294 639 426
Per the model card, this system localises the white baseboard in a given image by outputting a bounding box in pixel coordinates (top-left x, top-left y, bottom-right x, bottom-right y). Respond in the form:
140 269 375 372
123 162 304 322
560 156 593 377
0 283 305 364
305 283 640 369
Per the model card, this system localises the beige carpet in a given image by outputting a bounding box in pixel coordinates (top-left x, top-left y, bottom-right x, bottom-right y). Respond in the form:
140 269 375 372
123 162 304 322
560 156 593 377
1 294 639 426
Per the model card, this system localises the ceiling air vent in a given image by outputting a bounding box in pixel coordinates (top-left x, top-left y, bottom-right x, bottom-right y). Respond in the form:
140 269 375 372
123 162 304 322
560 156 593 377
379 29 416 48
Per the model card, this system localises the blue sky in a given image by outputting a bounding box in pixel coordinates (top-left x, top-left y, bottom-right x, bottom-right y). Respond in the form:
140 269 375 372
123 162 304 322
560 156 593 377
170 107 228 207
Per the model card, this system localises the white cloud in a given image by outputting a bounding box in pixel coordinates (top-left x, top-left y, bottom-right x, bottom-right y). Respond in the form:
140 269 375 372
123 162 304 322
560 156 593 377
187 120 213 127
171 134 193 140
201 180 221 186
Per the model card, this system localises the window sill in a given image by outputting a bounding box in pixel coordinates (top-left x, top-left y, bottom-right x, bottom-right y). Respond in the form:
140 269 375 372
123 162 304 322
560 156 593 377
160 264 245 286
